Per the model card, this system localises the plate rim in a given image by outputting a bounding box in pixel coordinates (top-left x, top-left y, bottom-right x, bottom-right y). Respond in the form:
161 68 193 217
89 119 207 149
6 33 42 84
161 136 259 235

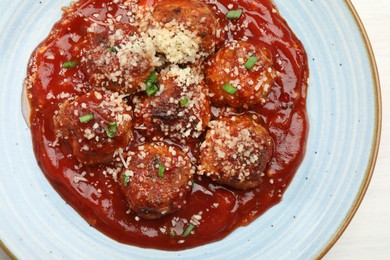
314 0 382 258
0 241 15 260
0 0 382 258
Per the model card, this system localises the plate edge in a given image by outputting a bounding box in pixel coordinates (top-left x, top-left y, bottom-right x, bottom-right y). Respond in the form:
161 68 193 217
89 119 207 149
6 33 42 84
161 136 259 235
316 0 382 258
0 0 382 259
0 240 16 260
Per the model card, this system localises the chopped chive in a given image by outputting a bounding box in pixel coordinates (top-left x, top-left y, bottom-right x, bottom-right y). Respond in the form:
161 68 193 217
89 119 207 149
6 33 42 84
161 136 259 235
180 97 189 107
79 114 94 123
145 71 159 97
105 122 118 138
226 9 243 20
108 46 118 53
109 122 118 132
190 180 195 186
169 229 176 238
181 224 195 237
244 56 259 70
146 80 153 88
222 83 238 95
122 174 130 187
147 71 158 83
106 128 116 138
63 60 78 69
145 72 158 88
146 84 159 97
158 164 165 178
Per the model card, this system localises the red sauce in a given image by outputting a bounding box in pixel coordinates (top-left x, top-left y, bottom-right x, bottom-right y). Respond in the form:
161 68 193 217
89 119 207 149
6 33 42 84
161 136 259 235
26 0 309 250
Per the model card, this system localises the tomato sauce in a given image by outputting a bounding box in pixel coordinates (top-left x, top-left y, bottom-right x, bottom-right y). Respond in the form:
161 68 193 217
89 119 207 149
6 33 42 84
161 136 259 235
26 0 309 250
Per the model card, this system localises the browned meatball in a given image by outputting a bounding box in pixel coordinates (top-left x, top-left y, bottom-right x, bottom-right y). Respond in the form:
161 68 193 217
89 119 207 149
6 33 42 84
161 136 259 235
120 142 194 219
133 65 211 143
198 115 273 190
53 91 133 165
151 0 223 63
205 40 277 108
83 25 159 94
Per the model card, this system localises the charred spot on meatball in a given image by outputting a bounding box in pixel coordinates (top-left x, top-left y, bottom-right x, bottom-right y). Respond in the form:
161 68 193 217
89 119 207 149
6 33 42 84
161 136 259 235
199 115 273 190
205 40 277 108
133 65 211 143
151 0 223 64
53 90 133 165
120 142 195 219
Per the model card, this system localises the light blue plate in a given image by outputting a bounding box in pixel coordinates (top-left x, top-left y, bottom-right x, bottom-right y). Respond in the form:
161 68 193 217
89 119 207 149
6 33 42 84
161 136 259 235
0 0 380 259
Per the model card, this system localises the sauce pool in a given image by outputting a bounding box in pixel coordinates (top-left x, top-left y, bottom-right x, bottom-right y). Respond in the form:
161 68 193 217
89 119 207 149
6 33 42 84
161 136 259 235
26 0 309 250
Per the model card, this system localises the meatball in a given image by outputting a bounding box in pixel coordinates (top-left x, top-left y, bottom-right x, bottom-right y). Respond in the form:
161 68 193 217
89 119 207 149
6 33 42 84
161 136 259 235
84 26 160 94
205 40 277 108
133 65 211 143
198 115 273 190
151 0 222 64
53 91 133 165
120 142 194 219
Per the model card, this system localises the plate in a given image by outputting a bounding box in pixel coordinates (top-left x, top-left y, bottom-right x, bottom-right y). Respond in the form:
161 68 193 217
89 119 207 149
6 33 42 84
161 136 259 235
0 0 380 258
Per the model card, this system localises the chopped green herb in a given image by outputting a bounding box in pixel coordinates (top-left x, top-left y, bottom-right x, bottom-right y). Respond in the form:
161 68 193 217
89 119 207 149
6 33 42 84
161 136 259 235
106 128 116 138
180 97 189 107
222 83 238 95
182 224 195 237
108 46 118 53
145 71 159 97
79 114 94 123
146 84 159 97
244 56 259 70
169 229 176 238
63 60 78 68
109 122 117 132
147 71 158 84
122 174 130 187
106 122 118 138
190 180 195 186
158 164 165 178
226 9 243 20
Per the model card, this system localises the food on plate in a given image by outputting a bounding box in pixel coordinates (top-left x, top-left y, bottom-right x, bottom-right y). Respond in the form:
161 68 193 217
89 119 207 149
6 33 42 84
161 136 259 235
24 0 309 250
152 0 222 63
120 142 194 219
53 91 133 165
133 65 211 143
205 40 276 108
199 115 273 190
84 26 159 94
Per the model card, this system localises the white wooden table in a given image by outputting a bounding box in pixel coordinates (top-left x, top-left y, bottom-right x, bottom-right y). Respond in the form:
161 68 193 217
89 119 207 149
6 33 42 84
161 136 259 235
1 0 388 259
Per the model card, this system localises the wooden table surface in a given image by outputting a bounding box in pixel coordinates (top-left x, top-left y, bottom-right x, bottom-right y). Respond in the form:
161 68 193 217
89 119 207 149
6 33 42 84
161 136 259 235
1 0 389 259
